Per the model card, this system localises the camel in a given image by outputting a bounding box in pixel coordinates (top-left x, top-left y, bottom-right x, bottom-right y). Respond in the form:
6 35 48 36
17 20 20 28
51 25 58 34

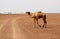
26 11 47 28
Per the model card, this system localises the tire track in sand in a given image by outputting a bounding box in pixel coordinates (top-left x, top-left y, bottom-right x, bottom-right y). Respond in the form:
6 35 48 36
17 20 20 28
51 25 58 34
0 19 11 31
0 18 14 39
11 17 23 39
11 17 36 39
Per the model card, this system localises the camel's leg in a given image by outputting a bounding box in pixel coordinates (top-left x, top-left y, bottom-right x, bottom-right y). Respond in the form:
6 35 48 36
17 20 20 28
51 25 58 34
34 18 36 28
43 15 47 28
36 18 41 27
36 19 38 24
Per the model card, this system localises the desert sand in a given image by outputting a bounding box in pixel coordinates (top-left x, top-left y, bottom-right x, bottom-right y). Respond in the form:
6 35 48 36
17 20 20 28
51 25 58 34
0 13 60 39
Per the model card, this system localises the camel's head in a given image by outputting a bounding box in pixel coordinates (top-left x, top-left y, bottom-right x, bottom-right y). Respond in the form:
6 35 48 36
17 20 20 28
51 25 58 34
26 12 30 15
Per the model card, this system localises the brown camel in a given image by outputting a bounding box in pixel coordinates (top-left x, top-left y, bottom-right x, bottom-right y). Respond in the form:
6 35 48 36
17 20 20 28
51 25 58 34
26 11 47 28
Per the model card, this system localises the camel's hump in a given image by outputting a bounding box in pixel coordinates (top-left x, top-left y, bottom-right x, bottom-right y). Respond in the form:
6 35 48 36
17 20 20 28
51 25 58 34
35 12 44 16
31 11 45 18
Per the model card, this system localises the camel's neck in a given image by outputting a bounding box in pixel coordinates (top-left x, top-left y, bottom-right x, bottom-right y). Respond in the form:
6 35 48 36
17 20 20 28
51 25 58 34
27 13 34 18
29 13 35 18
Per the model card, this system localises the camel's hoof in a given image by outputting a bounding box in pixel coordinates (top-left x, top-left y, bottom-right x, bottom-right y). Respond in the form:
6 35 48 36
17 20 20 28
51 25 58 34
43 25 46 28
39 26 41 27
38 25 41 27
33 25 36 28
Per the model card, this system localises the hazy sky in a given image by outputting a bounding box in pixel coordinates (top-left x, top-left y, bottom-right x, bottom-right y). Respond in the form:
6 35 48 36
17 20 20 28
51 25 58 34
0 0 60 13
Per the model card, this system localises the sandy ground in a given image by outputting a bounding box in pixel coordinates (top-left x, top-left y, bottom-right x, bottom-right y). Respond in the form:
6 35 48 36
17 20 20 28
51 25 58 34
0 13 60 39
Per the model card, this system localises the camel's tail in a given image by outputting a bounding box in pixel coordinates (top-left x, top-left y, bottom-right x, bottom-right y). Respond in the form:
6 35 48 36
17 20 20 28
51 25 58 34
43 14 47 28
44 14 46 20
43 14 47 23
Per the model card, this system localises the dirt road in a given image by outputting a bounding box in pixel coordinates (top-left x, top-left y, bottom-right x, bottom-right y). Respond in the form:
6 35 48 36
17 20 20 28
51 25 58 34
0 14 60 39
